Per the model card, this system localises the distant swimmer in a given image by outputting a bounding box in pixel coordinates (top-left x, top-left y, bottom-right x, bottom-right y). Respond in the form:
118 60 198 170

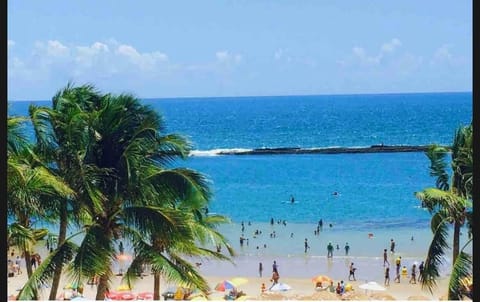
291 195 295 204
332 191 339 196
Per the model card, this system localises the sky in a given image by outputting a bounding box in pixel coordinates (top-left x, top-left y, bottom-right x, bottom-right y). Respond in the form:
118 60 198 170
7 1 472 100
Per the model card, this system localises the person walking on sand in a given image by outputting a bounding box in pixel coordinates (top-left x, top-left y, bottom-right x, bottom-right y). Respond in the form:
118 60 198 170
383 249 389 266
259 262 263 277
394 256 401 283
409 264 417 284
304 238 310 253
384 266 390 286
348 262 356 281
270 271 280 288
327 242 334 258
418 261 424 282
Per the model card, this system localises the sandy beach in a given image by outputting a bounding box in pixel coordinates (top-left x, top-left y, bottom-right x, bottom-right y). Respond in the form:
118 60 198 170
7 240 452 301
7 268 450 301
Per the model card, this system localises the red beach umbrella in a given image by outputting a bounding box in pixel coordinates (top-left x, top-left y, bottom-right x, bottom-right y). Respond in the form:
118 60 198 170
120 292 136 300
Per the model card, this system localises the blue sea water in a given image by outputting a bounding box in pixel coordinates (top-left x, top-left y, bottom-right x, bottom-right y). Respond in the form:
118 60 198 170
8 92 472 231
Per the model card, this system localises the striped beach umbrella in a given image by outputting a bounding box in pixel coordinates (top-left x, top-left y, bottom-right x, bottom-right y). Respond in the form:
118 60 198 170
214 280 236 291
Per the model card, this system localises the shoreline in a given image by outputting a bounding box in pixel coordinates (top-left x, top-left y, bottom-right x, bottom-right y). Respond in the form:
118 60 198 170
7 222 461 301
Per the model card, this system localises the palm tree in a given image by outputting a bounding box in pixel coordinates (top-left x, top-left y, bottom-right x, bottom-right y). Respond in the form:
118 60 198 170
28 83 107 300
64 89 233 300
16 84 233 300
415 124 473 300
123 170 235 299
7 115 74 299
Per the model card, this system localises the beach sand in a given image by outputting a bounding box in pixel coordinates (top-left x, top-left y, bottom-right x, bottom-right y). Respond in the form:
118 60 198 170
7 255 451 301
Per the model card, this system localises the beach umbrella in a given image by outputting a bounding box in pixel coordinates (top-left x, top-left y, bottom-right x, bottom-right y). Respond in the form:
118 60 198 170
116 253 132 261
358 281 386 292
230 277 249 286
119 292 136 300
269 283 292 292
117 284 132 291
311 275 333 284
136 292 154 300
214 280 236 291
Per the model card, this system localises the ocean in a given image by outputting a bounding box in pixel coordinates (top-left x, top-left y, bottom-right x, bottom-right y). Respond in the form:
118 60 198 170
8 92 472 278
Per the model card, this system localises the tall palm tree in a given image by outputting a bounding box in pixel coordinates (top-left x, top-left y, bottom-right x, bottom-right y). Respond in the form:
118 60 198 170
65 89 233 300
15 84 233 300
415 124 473 300
7 115 74 299
28 83 107 300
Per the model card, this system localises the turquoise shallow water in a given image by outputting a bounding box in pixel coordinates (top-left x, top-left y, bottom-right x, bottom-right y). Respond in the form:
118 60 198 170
9 92 472 279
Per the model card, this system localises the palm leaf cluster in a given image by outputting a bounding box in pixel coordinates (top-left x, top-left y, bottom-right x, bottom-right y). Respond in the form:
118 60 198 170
415 124 473 300
9 83 234 300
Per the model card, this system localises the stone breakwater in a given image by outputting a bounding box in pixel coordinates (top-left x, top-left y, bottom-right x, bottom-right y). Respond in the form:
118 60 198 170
217 145 437 155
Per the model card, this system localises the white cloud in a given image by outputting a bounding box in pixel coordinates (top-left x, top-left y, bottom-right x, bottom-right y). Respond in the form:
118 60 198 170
216 50 242 64
342 38 404 67
45 40 70 57
352 46 380 65
116 44 168 70
381 38 402 53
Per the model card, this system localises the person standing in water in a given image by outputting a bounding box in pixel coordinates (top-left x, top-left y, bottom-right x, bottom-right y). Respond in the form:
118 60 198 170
344 243 350 256
327 242 334 258
291 195 295 204
259 262 263 277
304 238 310 253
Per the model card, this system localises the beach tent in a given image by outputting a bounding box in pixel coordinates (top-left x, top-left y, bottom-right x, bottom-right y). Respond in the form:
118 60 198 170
269 283 292 291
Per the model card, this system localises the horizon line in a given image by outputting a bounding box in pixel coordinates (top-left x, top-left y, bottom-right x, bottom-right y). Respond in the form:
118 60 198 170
8 90 472 102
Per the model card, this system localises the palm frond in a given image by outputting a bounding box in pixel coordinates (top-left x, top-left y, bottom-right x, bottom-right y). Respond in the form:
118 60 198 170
425 145 450 191
447 241 472 300
69 224 115 281
17 240 78 300
7 222 35 252
122 206 193 241
421 212 450 293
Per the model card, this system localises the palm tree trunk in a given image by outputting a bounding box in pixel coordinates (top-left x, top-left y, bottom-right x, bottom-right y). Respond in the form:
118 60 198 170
154 273 161 300
24 249 39 299
452 221 461 265
95 274 110 300
48 201 68 300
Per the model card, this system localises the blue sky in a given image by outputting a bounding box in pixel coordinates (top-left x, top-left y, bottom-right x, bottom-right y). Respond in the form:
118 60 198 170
8 1 472 100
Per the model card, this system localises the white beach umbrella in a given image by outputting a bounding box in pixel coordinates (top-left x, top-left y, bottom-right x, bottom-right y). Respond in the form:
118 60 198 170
269 283 292 291
358 281 386 292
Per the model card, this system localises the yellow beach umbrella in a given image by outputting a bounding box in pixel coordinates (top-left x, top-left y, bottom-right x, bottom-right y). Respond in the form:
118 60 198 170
117 284 131 291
